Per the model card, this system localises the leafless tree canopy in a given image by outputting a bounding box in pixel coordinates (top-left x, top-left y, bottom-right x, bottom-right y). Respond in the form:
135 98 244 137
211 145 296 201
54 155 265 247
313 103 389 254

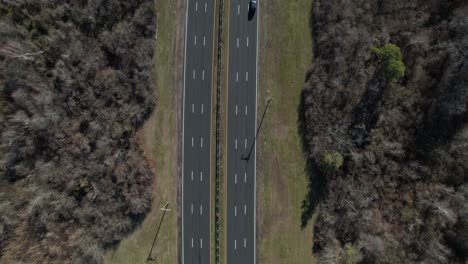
301 0 467 263
0 0 156 263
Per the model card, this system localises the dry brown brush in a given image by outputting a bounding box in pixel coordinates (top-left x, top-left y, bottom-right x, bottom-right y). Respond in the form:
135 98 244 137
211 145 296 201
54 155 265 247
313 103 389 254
0 0 156 263
301 0 467 263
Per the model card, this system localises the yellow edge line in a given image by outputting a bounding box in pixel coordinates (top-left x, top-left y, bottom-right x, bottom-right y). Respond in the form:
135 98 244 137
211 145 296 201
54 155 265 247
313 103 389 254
210 0 217 263
224 0 230 263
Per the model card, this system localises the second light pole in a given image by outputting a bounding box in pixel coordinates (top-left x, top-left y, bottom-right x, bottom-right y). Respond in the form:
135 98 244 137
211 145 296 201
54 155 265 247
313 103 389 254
242 98 272 161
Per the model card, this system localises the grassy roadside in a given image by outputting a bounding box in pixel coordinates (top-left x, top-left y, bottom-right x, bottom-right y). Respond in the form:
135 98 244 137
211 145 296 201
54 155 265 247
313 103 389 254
257 0 317 263
103 0 184 263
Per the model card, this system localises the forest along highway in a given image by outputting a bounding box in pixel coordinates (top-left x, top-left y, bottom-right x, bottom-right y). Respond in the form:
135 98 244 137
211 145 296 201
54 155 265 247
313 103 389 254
182 0 215 263
226 0 258 263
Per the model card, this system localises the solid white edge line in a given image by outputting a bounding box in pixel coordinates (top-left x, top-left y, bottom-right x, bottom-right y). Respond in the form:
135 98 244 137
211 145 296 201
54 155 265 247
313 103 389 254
254 2 259 262
182 0 189 262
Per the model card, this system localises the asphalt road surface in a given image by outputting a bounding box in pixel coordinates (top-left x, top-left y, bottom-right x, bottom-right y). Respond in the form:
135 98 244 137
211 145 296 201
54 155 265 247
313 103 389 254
182 0 215 263
226 0 258 263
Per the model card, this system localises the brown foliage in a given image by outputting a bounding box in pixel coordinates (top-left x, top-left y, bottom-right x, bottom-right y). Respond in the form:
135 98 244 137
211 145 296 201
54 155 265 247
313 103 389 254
0 0 156 263
301 0 468 263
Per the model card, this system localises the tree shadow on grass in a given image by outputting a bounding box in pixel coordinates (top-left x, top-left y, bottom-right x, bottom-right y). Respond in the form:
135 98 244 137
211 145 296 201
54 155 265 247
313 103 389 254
297 1 326 230
297 89 326 230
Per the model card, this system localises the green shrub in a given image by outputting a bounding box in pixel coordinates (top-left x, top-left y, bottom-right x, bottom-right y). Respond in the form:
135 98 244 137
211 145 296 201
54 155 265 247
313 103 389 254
343 244 360 264
372 43 406 82
320 151 344 172
72 178 90 200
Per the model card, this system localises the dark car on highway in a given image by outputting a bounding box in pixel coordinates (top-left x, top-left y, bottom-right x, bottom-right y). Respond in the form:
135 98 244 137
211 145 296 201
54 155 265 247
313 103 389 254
248 0 256 21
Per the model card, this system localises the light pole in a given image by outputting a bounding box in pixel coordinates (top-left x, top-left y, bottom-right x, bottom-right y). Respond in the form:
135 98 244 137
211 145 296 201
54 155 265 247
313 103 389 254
241 99 272 161
147 203 171 262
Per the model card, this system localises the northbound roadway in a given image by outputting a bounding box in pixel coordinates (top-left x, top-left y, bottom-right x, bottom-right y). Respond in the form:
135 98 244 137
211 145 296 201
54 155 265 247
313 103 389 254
226 1 258 264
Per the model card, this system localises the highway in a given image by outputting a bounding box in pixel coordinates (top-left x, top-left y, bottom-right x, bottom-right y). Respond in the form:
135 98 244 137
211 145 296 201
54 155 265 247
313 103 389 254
182 0 215 263
226 0 258 263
